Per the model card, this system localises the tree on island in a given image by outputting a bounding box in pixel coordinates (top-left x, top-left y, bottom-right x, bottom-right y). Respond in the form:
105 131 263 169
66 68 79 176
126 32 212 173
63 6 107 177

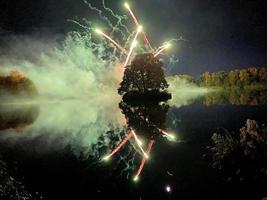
118 53 169 95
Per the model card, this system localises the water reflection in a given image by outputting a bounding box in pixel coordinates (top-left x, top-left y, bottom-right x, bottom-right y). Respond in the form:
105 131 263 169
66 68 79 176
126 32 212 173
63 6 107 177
202 88 267 106
0 96 123 154
0 88 266 199
209 119 267 183
0 104 39 132
119 101 169 137
99 100 176 181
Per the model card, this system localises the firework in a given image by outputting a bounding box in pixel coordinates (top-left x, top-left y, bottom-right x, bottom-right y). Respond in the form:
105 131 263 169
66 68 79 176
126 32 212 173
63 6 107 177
93 2 173 67
89 1 175 181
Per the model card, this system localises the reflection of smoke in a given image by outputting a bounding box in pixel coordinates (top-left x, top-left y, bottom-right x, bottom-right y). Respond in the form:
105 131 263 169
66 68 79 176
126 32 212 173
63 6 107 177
167 76 209 107
0 98 124 156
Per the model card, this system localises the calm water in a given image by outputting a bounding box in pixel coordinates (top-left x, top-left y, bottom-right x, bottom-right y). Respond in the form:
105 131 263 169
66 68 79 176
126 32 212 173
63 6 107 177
0 92 267 200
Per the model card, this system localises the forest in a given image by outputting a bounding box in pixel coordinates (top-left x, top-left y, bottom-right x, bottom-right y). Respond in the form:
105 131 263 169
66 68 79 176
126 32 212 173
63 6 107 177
170 67 267 88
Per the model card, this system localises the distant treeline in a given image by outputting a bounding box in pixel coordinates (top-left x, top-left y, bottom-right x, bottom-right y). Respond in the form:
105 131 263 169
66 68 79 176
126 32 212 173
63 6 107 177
172 67 267 88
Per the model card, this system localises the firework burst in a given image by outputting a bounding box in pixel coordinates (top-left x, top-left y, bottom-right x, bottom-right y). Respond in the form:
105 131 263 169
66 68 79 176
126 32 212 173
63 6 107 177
94 2 173 65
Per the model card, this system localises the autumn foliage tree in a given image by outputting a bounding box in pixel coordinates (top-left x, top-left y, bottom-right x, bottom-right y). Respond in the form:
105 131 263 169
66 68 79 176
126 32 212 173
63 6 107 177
0 69 38 96
118 53 169 95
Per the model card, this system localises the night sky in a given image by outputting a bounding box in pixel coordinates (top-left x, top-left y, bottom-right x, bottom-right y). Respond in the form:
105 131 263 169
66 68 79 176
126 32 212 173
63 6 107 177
0 0 267 76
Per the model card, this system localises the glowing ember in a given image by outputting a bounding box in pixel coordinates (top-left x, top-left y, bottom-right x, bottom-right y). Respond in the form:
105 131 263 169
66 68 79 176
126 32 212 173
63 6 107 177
165 185 172 193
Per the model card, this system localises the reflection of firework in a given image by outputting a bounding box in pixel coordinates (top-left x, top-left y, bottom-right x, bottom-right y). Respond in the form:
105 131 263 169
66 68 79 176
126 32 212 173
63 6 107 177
100 101 177 182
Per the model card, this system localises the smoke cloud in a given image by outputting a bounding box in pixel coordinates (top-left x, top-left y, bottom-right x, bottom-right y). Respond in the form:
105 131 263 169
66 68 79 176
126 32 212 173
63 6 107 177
0 32 126 155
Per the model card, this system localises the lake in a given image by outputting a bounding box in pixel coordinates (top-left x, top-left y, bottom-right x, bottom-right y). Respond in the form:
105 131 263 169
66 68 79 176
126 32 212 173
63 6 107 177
0 90 266 200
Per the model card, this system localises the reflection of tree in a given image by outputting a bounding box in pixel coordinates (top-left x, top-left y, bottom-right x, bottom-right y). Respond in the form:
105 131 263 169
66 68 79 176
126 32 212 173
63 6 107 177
209 119 267 183
119 101 170 179
0 105 40 132
94 100 171 180
119 101 169 138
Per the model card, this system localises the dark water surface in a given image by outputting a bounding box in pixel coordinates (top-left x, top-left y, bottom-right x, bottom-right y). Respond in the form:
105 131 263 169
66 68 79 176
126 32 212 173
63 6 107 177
0 93 267 200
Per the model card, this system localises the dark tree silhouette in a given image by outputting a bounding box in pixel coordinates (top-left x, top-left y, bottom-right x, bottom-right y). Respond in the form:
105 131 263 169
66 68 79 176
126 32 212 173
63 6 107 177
209 119 267 183
118 53 169 95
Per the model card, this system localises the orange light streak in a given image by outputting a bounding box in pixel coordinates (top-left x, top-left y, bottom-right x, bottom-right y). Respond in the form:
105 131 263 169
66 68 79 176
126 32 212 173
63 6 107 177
154 46 168 58
134 139 155 180
103 132 132 160
96 29 128 55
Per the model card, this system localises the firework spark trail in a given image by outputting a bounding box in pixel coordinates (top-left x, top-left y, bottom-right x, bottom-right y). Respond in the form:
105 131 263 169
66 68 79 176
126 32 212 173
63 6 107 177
154 47 167 57
103 132 133 160
154 46 164 53
123 30 136 49
142 33 153 51
154 43 171 57
124 3 153 51
67 19 115 59
67 19 92 31
83 0 127 39
95 29 128 55
83 0 113 28
134 139 155 181
131 129 148 158
124 26 142 66
102 0 130 37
